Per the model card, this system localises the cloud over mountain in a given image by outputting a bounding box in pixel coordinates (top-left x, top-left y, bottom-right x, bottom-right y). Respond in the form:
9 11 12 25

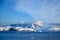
14 0 60 23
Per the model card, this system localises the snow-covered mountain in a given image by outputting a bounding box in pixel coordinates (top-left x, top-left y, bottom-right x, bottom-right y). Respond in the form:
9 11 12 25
48 26 60 32
0 20 43 32
0 26 11 31
0 20 60 32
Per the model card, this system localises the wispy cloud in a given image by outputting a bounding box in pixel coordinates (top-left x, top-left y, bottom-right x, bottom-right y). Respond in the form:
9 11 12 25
14 0 60 23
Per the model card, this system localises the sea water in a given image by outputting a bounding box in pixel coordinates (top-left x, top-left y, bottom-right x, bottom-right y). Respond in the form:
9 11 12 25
0 31 60 40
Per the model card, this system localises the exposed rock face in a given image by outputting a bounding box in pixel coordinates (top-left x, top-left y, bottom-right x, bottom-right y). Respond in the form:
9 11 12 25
8 28 17 31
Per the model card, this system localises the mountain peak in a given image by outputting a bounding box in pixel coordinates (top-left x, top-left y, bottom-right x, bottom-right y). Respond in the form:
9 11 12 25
33 20 43 27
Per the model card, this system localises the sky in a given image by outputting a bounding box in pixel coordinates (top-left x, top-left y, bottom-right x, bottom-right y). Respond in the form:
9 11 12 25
0 0 60 24
0 0 34 24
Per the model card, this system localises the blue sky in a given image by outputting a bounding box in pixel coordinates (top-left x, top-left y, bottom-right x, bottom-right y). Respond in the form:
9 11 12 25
0 0 60 23
0 0 34 24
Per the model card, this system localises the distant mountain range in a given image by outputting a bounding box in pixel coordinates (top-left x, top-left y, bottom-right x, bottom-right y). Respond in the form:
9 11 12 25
0 20 60 32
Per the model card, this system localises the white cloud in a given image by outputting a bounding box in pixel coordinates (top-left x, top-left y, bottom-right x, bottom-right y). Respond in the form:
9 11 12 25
14 0 60 23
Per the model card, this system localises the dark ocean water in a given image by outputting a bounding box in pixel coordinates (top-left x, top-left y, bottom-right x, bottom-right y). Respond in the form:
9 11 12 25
0 31 60 40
